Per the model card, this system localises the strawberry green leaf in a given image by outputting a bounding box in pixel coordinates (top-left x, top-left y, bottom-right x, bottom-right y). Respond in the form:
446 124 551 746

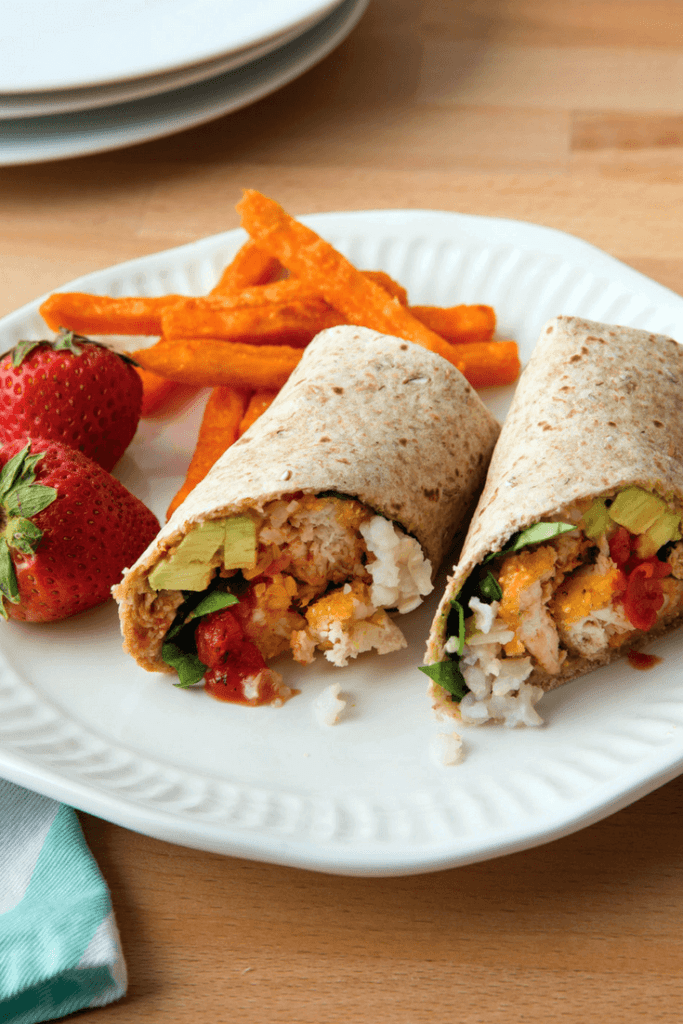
21 453 44 481
0 443 57 524
5 517 43 555
11 340 45 367
0 537 20 608
4 482 57 518
0 445 36 498
53 328 85 355
10 329 89 368
0 443 47 497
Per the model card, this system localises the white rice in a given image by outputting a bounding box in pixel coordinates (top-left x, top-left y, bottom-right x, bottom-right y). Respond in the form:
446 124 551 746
360 516 433 613
242 668 293 707
457 596 544 727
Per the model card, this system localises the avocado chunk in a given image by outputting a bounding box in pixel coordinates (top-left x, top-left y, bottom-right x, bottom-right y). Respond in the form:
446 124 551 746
608 485 681 558
148 516 259 592
636 509 682 558
581 498 611 540
645 509 681 547
609 486 678 535
148 520 226 592
223 515 257 570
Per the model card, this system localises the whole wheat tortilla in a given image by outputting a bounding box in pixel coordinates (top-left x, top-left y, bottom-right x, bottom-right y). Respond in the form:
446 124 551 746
115 325 500 672
427 315 683 697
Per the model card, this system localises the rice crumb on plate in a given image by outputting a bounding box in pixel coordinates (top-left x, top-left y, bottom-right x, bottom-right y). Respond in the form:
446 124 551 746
313 682 348 726
430 731 464 766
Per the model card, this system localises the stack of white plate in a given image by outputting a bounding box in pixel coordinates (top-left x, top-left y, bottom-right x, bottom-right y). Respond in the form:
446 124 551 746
0 0 368 166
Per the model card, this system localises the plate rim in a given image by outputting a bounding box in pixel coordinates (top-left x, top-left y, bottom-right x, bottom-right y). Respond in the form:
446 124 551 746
1 738 682 877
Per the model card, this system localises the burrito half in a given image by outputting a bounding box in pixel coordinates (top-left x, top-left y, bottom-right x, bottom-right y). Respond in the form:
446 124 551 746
114 326 500 706
424 316 683 726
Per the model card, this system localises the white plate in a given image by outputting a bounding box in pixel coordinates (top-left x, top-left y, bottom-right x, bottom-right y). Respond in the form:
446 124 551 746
0 12 329 120
1 0 341 93
2 210 683 878
0 0 367 166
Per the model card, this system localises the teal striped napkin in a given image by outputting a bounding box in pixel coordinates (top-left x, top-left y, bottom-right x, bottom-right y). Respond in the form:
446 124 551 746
0 780 127 1023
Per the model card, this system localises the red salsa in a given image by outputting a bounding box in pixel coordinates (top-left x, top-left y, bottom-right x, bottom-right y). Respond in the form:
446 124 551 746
627 650 662 671
195 605 276 706
609 526 671 631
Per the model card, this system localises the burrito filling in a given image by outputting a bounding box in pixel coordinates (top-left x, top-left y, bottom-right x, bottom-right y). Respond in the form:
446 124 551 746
423 486 683 727
149 494 432 706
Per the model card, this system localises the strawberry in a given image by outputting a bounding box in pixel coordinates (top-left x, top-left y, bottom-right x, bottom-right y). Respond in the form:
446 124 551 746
0 438 159 622
0 330 143 472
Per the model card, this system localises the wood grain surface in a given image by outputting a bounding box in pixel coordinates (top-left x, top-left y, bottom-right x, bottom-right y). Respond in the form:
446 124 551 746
2 1 683 1021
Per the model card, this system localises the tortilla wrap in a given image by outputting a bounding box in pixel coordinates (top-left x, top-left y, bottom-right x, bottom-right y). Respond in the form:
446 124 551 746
115 325 500 674
426 315 683 715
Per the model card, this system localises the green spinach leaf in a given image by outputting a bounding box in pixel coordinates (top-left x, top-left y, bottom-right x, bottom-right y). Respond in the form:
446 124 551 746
419 661 468 701
478 571 502 602
162 642 208 688
484 521 575 562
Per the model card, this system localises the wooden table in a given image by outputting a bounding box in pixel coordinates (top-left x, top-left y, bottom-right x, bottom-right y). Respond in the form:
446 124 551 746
3 1 683 1020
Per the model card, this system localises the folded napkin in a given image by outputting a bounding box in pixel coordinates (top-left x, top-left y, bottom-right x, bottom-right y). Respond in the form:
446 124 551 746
0 779 127 1023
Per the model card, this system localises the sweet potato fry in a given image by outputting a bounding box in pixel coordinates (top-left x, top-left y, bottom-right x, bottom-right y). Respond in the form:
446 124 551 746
174 273 397 320
236 190 455 361
215 278 322 306
447 341 520 389
136 366 185 417
210 240 282 293
161 298 344 347
238 389 278 436
362 271 408 306
133 338 302 390
40 293 183 335
173 278 322 315
410 304 496 344
167 387 248 519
